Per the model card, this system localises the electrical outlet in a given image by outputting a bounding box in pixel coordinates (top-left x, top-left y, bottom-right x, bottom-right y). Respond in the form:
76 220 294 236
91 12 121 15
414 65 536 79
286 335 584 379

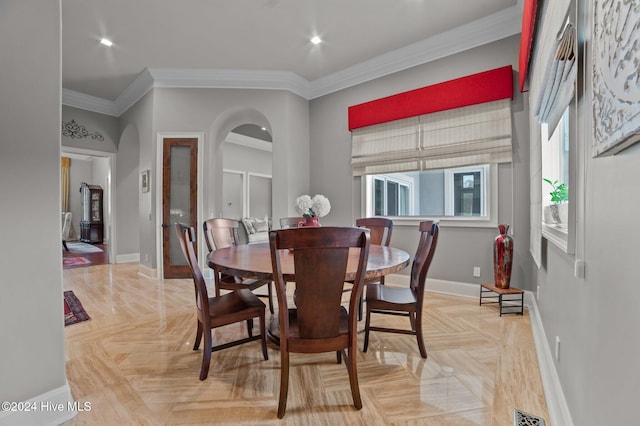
555 336 561 361
473 267 481 277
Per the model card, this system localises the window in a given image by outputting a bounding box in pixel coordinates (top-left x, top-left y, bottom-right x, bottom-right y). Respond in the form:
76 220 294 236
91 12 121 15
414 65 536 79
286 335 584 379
372 175 412 216
541 108 570 233
364 164 496 227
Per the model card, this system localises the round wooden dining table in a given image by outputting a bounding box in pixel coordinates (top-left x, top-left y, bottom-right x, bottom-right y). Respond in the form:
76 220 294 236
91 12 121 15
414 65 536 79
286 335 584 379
206 241 411 283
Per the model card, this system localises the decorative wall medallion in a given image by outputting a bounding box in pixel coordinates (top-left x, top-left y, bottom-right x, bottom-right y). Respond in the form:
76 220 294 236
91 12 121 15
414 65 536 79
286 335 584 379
61 120 104 141
592 0 640 156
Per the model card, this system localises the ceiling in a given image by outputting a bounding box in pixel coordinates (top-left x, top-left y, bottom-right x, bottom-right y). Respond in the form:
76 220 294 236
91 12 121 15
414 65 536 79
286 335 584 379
61 0 521 110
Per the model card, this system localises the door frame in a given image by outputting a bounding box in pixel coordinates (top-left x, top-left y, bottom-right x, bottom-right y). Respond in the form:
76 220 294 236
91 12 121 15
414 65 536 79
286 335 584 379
61 146 117 265
155 132 204 278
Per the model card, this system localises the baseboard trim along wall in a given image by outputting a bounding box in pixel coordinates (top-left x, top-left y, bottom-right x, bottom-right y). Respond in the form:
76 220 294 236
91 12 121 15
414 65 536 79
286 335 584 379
116 253 140 264
0 383 77 426
385 273 573 426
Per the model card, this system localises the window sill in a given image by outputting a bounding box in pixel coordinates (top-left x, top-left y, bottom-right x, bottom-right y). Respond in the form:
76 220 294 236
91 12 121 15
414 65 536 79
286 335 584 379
542 222 569 252
390 215 497 229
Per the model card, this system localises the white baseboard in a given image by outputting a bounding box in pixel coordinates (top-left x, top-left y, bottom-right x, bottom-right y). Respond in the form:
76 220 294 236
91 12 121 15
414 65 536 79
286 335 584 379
527 293 574 426
115 253 140 263
0 383 77 426
138 264 158 279
384 273 573 426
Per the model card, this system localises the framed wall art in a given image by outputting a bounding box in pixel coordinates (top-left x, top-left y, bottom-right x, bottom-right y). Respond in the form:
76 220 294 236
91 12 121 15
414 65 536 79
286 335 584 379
592 0 640 156
141 169 150 193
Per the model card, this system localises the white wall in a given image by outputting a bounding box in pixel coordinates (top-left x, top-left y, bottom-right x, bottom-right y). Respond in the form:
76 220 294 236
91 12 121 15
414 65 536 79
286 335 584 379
0 1 73 424
309 35 532 289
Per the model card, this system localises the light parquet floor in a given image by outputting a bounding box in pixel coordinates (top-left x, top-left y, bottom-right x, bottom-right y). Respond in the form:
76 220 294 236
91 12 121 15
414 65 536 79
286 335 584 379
63 263 549 425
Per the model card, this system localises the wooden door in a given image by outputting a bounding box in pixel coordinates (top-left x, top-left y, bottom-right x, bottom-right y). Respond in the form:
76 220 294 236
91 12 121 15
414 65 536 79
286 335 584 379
162 138 197 278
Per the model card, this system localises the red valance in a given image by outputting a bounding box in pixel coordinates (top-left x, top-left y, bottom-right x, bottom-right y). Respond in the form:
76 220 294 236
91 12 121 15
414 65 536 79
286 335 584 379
348 65 513 131
519 0 538 92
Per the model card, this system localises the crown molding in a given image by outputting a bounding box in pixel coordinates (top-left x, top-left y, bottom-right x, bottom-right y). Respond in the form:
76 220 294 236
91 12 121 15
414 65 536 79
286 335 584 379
114 68 154 115
308 3 523 98
148 68 310 99
62 88 120 117
62 1 523 117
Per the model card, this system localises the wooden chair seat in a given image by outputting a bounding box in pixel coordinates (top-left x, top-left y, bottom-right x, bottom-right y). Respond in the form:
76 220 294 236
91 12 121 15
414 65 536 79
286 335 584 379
207 289 266 327
366 285 417 311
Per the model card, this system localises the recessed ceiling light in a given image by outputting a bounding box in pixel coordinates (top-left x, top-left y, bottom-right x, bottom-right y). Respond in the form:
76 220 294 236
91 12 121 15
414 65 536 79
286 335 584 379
100 38 113 47
310 36 322 45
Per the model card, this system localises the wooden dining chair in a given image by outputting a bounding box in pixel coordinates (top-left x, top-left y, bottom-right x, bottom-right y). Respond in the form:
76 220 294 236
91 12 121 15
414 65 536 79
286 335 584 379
279 216 304 229
175 223 268 380
363 220 439 359
348 217 394 319
269 227 370 418
203 218 274 313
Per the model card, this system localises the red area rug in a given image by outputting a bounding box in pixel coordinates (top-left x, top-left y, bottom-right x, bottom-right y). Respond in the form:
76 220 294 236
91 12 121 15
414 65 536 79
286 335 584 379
63 256 91 268
64 290 91 326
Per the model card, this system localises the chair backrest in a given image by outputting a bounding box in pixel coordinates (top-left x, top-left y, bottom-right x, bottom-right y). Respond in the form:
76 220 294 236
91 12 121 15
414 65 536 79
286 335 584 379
175 223 210 318
269 227 370 347
203 218 240 252
355 217 393 246
409 221 439 303
279 216 304 229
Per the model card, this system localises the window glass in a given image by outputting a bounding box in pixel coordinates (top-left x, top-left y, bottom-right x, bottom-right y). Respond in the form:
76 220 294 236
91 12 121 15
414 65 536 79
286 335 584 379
366 165 489 219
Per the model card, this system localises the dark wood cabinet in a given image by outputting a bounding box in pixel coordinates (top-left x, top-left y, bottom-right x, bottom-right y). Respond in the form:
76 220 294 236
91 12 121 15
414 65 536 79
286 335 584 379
80 183 103 243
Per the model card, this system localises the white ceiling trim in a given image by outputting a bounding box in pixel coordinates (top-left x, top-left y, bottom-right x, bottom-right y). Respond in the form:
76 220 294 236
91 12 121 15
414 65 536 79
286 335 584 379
62 1 523 117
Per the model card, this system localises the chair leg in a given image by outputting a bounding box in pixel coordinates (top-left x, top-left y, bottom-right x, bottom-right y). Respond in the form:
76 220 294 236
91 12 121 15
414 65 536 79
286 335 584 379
62 240 69 252
345 348 363 410
357 294 363 321
267 282 274 314
200 329 212 381
193 320 203 350
336 350 342 364
415 312 427 359
259 311 268 361
246 319 254 337
277 351 290 418
363 308 372 352
409 311 416 331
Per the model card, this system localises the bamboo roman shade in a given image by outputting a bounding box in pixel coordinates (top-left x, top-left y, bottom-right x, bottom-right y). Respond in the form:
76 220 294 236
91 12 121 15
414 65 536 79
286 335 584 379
351 98 512 176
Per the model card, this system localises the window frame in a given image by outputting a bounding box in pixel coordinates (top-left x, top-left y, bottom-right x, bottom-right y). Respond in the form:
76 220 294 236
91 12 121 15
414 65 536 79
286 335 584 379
362 164 498 228
541 101 577 254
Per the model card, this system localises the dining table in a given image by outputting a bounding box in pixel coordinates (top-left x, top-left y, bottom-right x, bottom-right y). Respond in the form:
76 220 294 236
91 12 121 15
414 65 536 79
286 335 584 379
207 241 410 283
207 241 411 343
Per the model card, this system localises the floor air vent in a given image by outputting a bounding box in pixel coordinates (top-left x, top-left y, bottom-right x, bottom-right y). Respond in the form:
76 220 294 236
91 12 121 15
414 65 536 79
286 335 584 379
514 409 545 426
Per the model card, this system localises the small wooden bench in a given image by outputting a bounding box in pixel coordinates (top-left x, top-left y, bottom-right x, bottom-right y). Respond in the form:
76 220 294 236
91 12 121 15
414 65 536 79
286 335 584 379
479 283 524 316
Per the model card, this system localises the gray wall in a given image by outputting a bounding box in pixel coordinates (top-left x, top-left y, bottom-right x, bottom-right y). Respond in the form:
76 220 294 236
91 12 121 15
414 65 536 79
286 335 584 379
115 123 140 258
309 35 532 289
119 91 154 266
62 105 119 153
530 1 640 424
0 0 67 409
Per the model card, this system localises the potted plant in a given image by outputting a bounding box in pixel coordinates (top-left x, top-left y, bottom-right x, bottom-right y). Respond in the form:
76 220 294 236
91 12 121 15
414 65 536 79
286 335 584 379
543 178 568 223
